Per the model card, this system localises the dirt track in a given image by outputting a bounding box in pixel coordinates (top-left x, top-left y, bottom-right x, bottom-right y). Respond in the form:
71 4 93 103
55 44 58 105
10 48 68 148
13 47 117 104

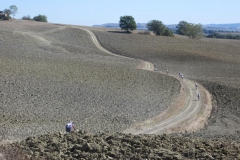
92 30 240 140
1 21 239 160
79 28 212 135
0 20 181 142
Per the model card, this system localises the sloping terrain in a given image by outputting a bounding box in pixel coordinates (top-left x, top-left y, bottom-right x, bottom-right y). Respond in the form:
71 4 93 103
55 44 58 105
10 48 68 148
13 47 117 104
2 131 240 159
0 20 240 159
71 28 212 135
0 20 180 142
93 30 240 139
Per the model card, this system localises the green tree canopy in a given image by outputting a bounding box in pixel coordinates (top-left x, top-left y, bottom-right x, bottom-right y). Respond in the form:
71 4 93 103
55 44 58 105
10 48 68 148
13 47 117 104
163 28 174 37
147 20 174 37
33 14 48 22
147 20 166 35
119 16 137 32
176 21 189 35
9 5 18 18
176 21 203 39
186 23 203 39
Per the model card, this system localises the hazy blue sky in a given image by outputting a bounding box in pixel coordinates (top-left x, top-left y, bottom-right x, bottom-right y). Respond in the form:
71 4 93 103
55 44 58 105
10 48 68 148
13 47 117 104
2 0 240 26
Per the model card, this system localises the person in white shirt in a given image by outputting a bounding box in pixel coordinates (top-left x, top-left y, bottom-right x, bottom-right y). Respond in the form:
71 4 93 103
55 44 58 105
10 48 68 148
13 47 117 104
197 93 200 101
195 83 198 90
66 121 75 133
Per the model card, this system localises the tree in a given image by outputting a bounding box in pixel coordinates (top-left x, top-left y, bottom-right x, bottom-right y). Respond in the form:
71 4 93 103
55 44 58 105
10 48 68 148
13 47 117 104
147 20 174 37
147 20 166 35
185 23 203 39
33 14 48 22
176 21 203 39
22 15 32 20
9 5 18 18
3 9 11 18
163 28 174 37
119 16 136 32
176 21 189 35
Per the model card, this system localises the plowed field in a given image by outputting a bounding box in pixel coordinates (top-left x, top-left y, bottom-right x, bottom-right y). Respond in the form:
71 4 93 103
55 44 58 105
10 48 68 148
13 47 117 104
93 30 240 139
0 20 180 141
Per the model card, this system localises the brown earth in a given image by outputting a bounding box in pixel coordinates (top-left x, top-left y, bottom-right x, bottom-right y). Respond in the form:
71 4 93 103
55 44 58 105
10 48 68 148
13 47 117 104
74 28 212 135
93 30 240 140
2 131 240 159
0 20 240 159
0 20 181 142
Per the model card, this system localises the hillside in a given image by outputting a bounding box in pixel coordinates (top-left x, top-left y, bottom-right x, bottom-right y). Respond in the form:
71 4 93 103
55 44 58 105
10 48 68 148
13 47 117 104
0 20 240 159
2 131 240 159
0 20 179 141
92 30 240 139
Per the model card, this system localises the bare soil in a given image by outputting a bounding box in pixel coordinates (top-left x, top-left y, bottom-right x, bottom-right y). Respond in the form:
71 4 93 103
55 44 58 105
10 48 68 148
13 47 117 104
93 30 240 140
1 20 240 159
0 20 180 141
2 131 240 159
73 28 212 136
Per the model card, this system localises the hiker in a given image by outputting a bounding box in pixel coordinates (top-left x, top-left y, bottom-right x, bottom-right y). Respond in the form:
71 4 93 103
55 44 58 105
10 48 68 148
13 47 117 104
181 75 184 80
154 68 157 71
197 93 200 101
66 121 75 133
166 69 169 74
195 83 198 90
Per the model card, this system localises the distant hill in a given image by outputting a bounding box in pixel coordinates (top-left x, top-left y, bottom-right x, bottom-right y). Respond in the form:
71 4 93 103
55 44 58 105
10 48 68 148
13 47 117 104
204 23 240 31
93 23 175 30
93 23 148 30
93 23 240 31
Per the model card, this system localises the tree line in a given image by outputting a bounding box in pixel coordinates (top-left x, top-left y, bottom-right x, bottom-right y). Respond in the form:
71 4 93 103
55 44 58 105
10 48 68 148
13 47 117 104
119 16 203 39
2 5 48 22
207 32 240 40
22 15 48 22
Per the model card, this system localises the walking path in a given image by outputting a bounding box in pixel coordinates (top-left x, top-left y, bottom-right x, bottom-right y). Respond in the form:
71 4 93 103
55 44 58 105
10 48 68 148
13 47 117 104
75 27 213 134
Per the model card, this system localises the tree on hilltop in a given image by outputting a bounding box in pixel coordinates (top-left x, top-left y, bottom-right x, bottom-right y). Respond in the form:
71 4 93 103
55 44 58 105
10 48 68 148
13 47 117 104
22 15 32 20
177 21 203 39
147 20 174 37
9 5 18 18
119 16 137 32
186 23 203 39
176 21 189 35
33 14 48 22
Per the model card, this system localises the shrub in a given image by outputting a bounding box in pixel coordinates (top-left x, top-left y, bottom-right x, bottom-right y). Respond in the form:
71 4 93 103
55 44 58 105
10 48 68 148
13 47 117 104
22 15 32 20
33 14 47 22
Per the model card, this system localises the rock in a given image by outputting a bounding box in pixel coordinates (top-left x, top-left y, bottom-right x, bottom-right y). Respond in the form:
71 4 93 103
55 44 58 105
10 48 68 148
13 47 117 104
173 154 183 160
106 151 117 158
73 144 82 150
80 143 101 152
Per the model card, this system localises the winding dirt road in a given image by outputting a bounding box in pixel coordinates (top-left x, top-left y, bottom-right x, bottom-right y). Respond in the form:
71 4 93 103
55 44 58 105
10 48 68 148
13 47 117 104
75 27 213 135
